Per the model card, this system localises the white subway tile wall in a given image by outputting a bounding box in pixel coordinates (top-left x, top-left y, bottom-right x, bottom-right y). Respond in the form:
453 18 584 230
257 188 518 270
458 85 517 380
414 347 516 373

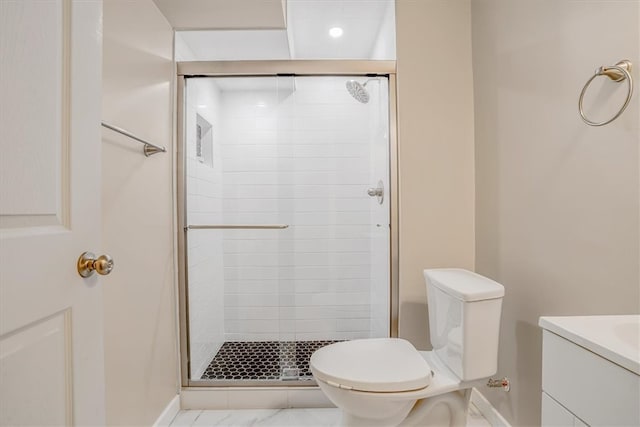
366 78 391 339
186 76 390 378
186 79 226 379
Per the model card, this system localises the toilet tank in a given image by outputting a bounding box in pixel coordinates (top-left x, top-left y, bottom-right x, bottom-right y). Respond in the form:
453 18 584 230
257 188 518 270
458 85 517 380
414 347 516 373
424 269 505 381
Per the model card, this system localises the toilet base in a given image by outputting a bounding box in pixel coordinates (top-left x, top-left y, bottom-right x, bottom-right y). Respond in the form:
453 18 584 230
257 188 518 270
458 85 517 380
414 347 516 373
400 389 471 426
334 389 471 427
338 400 415 427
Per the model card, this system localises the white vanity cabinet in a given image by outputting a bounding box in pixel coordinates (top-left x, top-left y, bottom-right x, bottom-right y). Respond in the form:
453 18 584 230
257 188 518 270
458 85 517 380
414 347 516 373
541 392 586 426
539 316 640 427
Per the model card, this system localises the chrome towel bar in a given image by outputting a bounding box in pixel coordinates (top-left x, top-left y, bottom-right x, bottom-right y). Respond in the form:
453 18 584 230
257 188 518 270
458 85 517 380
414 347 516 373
101 121 167 156
185 224 289 230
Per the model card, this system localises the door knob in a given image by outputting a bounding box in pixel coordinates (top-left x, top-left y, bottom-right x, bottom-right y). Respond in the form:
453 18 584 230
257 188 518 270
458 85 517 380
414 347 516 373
77 252 114 278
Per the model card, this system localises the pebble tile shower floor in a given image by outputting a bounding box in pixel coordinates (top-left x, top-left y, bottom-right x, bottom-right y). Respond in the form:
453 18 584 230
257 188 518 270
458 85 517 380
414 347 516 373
201 341 341 381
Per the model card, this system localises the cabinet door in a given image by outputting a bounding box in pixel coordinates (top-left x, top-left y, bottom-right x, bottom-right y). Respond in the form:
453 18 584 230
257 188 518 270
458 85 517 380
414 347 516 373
542 331 639 426
542 392 575 427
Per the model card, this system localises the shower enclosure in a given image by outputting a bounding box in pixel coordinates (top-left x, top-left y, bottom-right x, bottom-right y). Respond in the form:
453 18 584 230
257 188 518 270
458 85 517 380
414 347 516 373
177 61 398 386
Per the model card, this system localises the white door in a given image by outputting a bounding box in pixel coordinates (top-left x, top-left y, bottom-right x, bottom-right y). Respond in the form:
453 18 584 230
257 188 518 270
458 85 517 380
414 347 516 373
0 0 105 425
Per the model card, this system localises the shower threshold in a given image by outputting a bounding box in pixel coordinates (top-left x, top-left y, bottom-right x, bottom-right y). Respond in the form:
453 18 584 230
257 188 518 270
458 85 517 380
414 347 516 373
200 340 341 382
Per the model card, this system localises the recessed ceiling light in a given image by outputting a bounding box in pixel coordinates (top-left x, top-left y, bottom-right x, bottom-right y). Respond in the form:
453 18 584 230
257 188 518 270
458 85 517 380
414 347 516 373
329 27 343 38
197 104 207 108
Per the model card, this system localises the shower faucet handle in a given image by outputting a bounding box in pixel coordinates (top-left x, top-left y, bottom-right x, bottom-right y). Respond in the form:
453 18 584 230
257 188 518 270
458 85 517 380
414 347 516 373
367 187 383 197
367 180 384 205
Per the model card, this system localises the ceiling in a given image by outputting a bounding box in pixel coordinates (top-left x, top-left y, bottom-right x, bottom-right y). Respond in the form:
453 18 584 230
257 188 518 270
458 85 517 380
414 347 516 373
287 0 392 59
171 0 395 61
153 0 287 30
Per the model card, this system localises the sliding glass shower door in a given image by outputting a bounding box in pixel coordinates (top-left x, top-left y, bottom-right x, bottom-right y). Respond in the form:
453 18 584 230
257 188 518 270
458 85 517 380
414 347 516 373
181 72 392 385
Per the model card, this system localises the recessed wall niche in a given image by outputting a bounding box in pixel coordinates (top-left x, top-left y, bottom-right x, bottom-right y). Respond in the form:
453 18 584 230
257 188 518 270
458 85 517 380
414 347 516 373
196 114 214 168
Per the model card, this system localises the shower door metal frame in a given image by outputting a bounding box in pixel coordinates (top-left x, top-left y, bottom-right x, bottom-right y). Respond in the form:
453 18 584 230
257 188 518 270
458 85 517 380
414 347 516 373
176 60 399 387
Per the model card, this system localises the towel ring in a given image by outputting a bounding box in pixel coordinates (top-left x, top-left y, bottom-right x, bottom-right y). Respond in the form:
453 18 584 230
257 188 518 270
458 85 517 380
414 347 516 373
579 60 633 127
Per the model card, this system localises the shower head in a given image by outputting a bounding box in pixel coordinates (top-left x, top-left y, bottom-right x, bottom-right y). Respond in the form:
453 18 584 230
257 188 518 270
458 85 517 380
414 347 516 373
346 79 371 103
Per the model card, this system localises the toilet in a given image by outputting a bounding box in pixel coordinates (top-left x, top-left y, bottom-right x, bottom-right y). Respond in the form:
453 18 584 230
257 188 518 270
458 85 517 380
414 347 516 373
310 268 505 426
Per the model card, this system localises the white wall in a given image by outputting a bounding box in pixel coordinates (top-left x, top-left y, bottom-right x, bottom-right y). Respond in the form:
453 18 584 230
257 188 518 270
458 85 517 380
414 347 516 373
371 0 396 60
185 79 226 380
368 79 391 339
472 1 640 425
102 1 178 424
395 0 476 348
175 32 197 62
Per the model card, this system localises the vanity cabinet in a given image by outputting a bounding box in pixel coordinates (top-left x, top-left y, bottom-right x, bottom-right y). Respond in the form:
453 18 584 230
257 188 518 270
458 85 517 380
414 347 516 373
539 316 640 427
541 392 586 426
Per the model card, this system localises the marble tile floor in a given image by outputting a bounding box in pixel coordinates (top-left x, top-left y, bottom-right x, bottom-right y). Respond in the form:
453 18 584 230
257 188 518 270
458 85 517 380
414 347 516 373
170 404 492 426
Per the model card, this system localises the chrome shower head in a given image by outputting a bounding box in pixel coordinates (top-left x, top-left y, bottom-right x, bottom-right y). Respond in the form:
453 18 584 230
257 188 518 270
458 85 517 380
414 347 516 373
346 79 371 104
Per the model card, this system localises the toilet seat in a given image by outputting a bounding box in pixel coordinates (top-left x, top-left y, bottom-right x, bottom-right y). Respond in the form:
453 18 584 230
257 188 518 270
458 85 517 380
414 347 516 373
310 338 432 393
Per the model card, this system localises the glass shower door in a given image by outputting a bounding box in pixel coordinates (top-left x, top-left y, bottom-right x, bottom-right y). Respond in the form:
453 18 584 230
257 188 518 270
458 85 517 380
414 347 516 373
183 74 390 385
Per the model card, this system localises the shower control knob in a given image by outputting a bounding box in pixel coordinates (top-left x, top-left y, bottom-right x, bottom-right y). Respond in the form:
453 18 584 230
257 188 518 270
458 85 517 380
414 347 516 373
367 180 385 205
367 187 383 197
77 252 114 278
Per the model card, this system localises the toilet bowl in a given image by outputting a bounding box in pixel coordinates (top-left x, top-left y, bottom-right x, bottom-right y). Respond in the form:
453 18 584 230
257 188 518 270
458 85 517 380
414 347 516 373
310 269 505 426
311 338 472 426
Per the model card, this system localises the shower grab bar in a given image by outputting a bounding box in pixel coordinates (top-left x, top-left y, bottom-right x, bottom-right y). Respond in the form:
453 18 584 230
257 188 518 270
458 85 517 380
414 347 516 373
185 224 289 230
101 121 167 156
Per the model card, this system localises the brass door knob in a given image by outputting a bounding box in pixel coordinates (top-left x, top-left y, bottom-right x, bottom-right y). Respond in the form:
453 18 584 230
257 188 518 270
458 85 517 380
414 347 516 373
77 252 114 278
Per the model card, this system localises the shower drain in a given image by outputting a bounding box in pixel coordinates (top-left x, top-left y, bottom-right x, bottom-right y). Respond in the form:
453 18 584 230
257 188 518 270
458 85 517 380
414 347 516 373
281 368 300 380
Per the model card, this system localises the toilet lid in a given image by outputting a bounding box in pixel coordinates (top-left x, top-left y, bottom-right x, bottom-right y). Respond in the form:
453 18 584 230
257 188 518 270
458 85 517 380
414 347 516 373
310 338 432 392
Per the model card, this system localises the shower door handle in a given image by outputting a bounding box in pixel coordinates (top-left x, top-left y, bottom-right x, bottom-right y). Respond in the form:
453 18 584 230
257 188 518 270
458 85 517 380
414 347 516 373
186 224 289 230
367 180 384 205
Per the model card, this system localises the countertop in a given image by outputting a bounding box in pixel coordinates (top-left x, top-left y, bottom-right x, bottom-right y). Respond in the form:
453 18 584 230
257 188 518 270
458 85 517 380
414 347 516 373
539 315 640 375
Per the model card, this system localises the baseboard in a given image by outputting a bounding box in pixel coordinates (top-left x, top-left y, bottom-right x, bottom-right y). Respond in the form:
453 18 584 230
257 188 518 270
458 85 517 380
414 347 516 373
470 388 511 427
153 395 181 427
180 386 334 410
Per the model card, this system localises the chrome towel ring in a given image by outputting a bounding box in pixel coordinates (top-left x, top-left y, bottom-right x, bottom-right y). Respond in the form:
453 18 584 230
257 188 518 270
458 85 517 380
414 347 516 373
579 59 633 127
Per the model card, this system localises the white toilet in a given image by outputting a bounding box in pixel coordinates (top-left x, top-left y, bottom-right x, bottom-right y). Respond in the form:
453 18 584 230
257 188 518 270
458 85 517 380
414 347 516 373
310 268 505 427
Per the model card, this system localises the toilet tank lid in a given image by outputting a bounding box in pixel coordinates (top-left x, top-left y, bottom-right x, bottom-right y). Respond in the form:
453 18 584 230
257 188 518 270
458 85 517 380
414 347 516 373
424 269 505 302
